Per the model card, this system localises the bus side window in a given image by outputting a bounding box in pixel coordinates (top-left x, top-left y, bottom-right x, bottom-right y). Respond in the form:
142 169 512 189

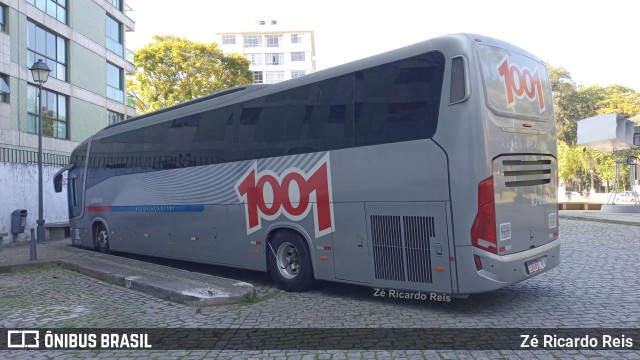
354 51 445 146
286 75 354 154
235 94 286 161
193 106 236 164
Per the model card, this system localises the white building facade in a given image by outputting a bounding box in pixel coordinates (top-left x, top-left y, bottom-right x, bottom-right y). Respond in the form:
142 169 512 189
216 23 315 84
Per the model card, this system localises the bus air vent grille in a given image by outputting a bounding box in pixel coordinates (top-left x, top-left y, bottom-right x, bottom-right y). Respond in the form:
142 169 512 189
502 159 552 188
370 215 434 284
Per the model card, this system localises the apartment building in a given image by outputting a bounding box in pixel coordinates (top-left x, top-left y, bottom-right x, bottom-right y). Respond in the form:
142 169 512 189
0 0 136 162
216 21 315 84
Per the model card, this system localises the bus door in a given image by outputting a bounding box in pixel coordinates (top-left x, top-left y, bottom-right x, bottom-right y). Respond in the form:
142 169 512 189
332 203 371 284
364 202 452 293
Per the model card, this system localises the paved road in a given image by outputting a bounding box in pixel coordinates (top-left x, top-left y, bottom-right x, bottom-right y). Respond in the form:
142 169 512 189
1 219 639 359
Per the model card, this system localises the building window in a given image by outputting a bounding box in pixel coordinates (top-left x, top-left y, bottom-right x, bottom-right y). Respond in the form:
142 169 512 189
27 0 67 24
243 35 261 48
253 71 263 84
265 35 282 47
291 52 305 62
27 21 67 82
1 5 6 32
106 0 122 11
245 53 262 66
265 71 284 84
27 84 68 139
106 63 124 103
265 53 284 66
222 35 236 45
0 74 9 103
107 110 124 125
106 16 123 57
291 71 305 79
290 34 303 43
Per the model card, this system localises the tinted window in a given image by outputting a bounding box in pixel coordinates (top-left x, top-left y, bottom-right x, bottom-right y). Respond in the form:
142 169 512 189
86 106 240 188
70 142 88 168
235 94 286 160
85 51 445 187
354 51 444 146
193 105 237 163
68 143 88 218
286 75 354 154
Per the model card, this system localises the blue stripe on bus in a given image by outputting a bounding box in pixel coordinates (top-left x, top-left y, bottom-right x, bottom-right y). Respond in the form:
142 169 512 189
109 205 205 213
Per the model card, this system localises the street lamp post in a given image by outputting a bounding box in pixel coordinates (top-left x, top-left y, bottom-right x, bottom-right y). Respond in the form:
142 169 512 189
29 59 51 246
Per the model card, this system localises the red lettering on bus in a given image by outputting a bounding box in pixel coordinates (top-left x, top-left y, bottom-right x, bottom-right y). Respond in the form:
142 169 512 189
235 155 335 238
497 56 545 112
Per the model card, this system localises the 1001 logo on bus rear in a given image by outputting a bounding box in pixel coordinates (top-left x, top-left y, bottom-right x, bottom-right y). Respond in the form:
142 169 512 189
497 56 545 112
235 155 335 238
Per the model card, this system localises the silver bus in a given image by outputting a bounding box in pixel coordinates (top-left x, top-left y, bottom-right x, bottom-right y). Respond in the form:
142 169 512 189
54 33 560 295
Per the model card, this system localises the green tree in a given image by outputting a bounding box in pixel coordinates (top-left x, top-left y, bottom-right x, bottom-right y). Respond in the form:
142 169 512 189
557 140 584 189
594 85 640 117
127 35 254 113
548 65 583 144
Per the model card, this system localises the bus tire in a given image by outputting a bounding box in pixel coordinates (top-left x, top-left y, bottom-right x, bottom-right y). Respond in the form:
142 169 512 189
268 230 314 292
94 223 110 254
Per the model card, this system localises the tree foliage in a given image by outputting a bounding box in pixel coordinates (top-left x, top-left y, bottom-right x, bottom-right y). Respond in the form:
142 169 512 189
127 35 254 113
548 63 640 192
557 141 583 183
594 85 640 117
548 65 582 144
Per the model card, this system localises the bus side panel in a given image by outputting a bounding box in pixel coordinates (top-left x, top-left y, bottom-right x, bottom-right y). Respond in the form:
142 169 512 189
70 216 93 248
330 140 451 290
95 204 260 270
444 201 459 294
364 202 451 294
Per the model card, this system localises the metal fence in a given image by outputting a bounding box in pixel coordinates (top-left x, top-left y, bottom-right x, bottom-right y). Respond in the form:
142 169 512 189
0 147 70 166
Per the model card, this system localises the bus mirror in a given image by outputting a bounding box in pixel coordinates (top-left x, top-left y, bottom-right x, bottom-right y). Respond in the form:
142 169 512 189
54 174 63 193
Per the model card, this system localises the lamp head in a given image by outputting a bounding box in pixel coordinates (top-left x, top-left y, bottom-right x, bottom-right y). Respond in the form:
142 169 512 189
30 59 51 85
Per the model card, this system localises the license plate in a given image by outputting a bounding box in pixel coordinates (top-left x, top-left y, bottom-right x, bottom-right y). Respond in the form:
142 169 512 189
526 258 545 274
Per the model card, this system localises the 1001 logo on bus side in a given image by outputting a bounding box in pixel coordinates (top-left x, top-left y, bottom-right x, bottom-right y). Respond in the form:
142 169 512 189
235 155 335 238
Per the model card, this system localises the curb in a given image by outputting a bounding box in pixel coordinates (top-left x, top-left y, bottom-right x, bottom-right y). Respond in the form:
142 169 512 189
59 257 256 307
0 257 256 307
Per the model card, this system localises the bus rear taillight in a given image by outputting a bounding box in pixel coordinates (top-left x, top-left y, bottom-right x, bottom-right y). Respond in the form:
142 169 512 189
471 176 498 254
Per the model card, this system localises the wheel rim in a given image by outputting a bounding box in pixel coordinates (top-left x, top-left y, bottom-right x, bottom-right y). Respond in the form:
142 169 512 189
97 228 109 251
276 241 301 279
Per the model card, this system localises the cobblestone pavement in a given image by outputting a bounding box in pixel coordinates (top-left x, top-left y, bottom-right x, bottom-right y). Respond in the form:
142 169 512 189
1 219 639 359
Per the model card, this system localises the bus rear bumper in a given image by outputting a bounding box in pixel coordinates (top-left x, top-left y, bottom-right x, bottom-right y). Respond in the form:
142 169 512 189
455 238 561 294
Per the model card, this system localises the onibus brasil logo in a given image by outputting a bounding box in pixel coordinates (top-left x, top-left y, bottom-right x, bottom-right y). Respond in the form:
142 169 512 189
497 55 545 112
235 154 335 239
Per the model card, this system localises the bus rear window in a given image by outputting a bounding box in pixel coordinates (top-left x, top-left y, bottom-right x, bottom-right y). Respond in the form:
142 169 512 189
477 45 553 120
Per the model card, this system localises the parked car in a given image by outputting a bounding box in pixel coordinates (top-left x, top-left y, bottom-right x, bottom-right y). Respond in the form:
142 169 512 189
565 191 581 200
617 191 636 202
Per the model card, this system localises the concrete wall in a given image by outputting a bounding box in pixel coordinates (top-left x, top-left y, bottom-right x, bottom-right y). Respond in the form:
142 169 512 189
69 43 106 96
0 162 68 242
69 0 105 47
70 97 106 142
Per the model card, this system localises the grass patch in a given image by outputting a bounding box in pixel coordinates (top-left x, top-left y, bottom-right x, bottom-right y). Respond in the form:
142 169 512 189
240 291 259 304
0 261 65 275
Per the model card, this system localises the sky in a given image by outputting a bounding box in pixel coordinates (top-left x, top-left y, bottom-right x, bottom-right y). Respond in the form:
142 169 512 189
125 0 639 91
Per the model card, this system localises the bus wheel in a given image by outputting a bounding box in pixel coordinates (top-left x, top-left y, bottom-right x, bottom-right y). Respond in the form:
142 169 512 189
268 231 314 292
94 223 110 254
